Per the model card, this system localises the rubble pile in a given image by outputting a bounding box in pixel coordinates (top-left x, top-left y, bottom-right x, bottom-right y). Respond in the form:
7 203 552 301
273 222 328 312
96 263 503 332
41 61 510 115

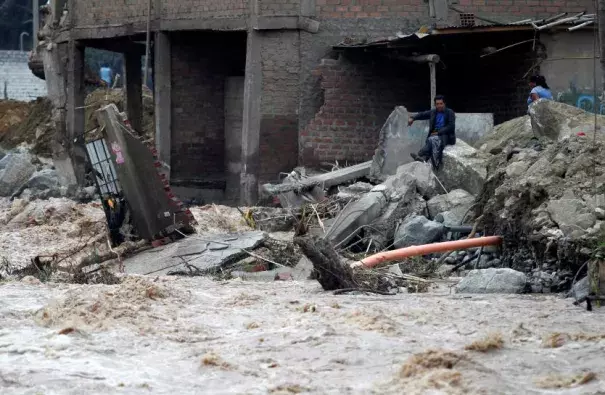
476 100 605 293
477 134 605 292
84 88 155 143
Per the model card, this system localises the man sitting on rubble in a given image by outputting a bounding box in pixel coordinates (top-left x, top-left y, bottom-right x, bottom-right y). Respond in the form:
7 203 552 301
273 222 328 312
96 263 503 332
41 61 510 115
408 95 456 170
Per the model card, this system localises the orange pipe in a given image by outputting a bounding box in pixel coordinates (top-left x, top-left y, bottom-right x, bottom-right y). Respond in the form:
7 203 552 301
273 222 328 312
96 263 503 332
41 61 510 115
361 236 502 268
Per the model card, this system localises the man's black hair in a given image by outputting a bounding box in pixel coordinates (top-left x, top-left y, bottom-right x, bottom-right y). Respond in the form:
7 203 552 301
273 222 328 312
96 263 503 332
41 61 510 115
529 75 550 89
434 95 446 103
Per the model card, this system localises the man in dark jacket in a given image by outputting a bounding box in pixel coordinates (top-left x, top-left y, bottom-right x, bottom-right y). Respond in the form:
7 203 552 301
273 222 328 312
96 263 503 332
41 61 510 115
408 95 456 170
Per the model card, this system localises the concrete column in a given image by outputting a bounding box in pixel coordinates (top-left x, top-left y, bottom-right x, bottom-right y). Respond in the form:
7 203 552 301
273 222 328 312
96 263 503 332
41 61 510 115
154 32 171 178
225 76 245 205
124 52 143 136
66 40 87 185
240 30 262 205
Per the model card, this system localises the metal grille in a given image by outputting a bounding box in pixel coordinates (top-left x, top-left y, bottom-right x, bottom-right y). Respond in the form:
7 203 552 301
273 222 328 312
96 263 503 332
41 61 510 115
459 13 476 27
85 138 121 195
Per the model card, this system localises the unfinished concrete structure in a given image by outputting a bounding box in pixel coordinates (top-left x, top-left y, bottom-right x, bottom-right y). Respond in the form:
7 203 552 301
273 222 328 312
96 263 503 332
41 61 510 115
50 0 595 205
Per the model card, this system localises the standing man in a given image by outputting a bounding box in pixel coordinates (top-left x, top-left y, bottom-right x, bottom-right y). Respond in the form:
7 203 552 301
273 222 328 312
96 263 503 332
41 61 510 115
408 95 456 170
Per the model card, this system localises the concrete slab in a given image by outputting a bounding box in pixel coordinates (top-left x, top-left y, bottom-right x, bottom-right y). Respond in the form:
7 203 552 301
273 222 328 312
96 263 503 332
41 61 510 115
370 107 493 180
326 187 388 247
124 231 266 276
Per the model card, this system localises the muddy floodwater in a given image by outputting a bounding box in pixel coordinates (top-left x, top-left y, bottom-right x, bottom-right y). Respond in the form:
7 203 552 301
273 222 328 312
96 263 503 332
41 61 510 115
1 276 605 394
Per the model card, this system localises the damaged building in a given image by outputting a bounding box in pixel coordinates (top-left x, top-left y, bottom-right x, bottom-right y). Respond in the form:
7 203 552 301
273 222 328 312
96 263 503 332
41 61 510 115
43 0 596 206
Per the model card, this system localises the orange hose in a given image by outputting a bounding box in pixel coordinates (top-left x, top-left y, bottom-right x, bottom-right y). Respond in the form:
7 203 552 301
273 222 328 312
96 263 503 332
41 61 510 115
360 236 502 268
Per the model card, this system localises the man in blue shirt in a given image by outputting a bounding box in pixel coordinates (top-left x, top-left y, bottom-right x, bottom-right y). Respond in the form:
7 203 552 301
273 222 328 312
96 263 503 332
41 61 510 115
408 95 456 170
527 75 553 105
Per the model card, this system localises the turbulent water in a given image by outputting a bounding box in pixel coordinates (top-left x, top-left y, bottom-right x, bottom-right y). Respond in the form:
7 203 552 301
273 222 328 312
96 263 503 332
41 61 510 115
1 276 605 394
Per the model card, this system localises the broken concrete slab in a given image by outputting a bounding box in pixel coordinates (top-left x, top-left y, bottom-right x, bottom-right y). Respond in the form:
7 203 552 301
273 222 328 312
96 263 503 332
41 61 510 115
384 161 439 200
336 181 374 199
529 99 605 141
475 115 533 154
456 268 527 294
261 161 371 205
369 106 411 181
436 140 490 196
124 231 266 276
0 152 36 196
394 215 443 249
326 186 388 247
366 195 427 250
427 189 475 219
311 161 372 188
265 170 325 208
370 106 494 180
97 104 195 240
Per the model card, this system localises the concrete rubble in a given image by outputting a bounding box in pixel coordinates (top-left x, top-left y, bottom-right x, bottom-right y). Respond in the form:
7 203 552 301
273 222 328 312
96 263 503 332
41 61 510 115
394 215 443 249
457 268 528 294
370 106 493 181
436 140 490 196
124 231 267 276
476 100 605 293
1 91 604 313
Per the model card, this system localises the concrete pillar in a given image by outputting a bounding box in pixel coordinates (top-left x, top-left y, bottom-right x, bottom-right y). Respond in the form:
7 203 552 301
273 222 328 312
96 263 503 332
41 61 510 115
154 32 171 178
225 76 245 204
124 52 143 135
240 30 262 205
66 40 87 185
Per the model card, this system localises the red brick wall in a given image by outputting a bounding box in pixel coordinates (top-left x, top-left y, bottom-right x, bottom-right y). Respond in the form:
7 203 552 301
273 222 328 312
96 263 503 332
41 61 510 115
301 55 428 166
162 0 249 20
258 31 301 182
314 0 594 19
71 0 249 28
316 0 428 19
455 0 594 17
258 0 301 16
72 0 154 26
170 32 246 184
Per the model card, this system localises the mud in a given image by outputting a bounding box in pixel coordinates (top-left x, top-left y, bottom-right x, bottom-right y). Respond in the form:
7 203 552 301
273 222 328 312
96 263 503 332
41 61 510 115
1 277 604 394
0 98 53 157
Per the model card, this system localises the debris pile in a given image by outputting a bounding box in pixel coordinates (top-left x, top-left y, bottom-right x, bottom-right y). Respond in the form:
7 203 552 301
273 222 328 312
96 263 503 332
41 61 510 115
84 88 155 144
476 99 605 293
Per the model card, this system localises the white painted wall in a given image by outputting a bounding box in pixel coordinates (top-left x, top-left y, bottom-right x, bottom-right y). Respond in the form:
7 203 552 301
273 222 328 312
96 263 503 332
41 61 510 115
0 50 47 101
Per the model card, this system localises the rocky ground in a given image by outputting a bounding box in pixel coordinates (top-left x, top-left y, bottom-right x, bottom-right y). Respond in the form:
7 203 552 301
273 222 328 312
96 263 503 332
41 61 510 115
1 277 605 395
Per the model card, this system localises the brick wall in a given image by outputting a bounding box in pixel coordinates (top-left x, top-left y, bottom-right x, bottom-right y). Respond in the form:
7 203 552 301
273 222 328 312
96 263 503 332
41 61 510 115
316 0 428 19
162 0 249 20
455 0 594 18
258 31 301 182
170 32 246 184
72 0 153 26
257 0 301 16
71 0 249 28
301 54 428 166
0 51 47 101
314 0 594 20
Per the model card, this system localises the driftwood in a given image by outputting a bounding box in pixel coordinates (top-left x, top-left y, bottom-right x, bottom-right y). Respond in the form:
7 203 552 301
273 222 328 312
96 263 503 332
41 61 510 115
294 235 359 290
